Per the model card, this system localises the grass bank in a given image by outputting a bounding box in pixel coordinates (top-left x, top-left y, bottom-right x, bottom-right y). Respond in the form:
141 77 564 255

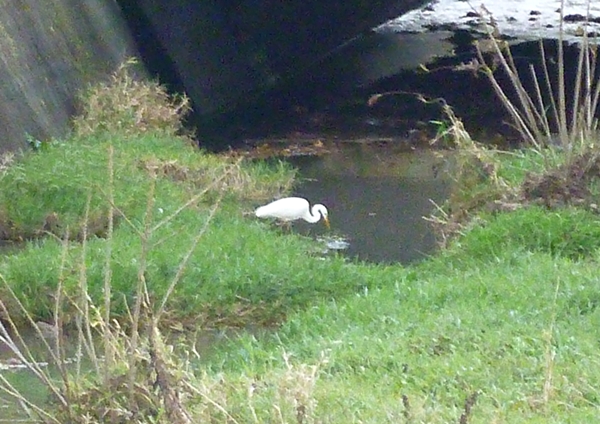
203 250 600 423
189 16 600 420
200 204 600 422
0 61 374 327
2 25 600 420
0 62 402 422
1 130 409 328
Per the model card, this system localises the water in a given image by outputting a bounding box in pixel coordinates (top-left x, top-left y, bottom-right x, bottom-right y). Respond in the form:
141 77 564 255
0 327 251 420
288 144 451 264
0 328 59 422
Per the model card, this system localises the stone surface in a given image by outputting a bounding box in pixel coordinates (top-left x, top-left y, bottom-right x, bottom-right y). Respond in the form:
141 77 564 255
381 0 600 42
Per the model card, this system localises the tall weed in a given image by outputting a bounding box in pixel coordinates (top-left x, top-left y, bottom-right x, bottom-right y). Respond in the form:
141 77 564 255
72 58 191 138
474 1 600 155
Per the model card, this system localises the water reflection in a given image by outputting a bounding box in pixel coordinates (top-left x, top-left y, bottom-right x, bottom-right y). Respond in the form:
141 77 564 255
288 145 451 264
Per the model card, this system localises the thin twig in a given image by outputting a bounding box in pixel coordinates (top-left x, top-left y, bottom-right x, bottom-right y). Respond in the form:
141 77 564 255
150 156 243 234
557 0 568 141
128 171 156 410
0 285 68 408
542 279 561 410
52 232 71 398
156 195 222 319
539 39 561 143
0 374 61 423
104 144 115 378
79 193 100 374
183 381 241 424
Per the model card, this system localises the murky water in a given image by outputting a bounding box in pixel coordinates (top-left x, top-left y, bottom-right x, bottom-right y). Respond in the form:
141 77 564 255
0 327 252 420
288 144 451 263
0 328 60 421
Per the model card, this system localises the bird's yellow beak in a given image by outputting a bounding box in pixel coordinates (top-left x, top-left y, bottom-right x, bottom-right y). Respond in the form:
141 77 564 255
323 216 330 229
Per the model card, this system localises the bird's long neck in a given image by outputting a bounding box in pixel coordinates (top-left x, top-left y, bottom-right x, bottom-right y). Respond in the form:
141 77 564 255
305 205 321 223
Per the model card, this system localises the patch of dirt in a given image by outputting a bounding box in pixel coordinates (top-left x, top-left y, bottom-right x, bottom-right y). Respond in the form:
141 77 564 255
0 209 19 241
229 125 443 160
138 158 193 182
0 210 123 242
521 151 600 208
430 150 600 246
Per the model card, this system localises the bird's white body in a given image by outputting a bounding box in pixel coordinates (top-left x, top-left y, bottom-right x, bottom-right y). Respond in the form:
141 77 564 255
255 197 329 226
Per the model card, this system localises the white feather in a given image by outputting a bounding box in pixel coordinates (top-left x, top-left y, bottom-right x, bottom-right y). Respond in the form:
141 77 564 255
255 197 329 226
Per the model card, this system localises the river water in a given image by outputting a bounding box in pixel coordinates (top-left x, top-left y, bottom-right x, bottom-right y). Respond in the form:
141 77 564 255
288 144 451 264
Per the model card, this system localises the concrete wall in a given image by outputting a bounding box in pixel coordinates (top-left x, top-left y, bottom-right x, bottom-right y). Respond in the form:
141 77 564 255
0 0 430 151
0 0 137 151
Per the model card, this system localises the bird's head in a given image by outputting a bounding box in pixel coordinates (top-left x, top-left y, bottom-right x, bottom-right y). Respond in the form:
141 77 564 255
316 205 330 229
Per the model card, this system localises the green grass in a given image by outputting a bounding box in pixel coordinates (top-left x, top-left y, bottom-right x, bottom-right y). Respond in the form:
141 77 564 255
0 202 376 325
2 121 600 421
4 134 600 422
0 133 293 237
495 149 549 186
0 132 307 324
156 167 600 422
197 240 600 422
452 206 600 261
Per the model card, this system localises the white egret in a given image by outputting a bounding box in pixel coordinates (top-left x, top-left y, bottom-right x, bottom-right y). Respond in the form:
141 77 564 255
255 197 330 228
